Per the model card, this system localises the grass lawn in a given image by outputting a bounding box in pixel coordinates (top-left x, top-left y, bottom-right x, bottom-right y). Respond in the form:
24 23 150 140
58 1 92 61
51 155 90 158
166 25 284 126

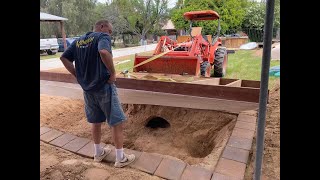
115 51 153 72
40 52 63 60
225 49 280 89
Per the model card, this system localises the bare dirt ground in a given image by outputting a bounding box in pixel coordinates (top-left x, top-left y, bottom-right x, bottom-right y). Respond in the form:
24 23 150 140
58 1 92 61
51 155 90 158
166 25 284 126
244 79 280 180
40 141 163 180
40 79 279 180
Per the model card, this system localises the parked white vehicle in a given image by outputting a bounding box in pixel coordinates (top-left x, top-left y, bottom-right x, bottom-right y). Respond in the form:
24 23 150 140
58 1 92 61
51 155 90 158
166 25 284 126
40 38 59 55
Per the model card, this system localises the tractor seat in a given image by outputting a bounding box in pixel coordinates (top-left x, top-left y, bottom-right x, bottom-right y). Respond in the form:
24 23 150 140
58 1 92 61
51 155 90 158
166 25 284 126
191 27 202 37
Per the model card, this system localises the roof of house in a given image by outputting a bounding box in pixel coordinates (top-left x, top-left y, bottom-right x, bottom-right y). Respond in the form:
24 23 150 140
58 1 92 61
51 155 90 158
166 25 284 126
40 12 68 21
162 20 175 30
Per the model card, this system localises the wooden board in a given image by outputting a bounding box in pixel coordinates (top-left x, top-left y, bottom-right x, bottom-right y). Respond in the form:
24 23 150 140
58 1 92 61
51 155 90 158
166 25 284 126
40 71 261 103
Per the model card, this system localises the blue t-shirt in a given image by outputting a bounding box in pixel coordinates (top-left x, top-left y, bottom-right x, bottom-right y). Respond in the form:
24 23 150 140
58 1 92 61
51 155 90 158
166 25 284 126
61 32 112 92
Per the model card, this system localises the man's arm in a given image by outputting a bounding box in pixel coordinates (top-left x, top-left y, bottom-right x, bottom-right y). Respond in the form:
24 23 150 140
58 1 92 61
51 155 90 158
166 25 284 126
99 49 116 83
98 34 116 83
60 41 76 77
60 57 76 77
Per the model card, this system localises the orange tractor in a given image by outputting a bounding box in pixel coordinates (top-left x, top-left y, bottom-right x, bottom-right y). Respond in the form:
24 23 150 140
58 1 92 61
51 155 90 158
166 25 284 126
133 10 228 77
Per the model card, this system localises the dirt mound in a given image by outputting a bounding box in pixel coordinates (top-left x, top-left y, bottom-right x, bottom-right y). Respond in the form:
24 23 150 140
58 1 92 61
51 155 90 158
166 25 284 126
40 95 237 168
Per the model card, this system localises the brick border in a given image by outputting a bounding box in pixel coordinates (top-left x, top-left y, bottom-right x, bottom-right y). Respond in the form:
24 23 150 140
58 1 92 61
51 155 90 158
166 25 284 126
213 111 257 180
40 112 257 180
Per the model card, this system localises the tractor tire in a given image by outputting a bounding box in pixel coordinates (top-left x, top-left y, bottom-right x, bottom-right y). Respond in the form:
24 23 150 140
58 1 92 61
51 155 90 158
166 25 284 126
213 47 228 77
200 61 210 77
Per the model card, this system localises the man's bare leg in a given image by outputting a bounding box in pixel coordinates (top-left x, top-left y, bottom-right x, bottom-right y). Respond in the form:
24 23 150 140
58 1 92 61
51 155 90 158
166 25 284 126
112 122 136 167
92 123 103 156
112 123 124 161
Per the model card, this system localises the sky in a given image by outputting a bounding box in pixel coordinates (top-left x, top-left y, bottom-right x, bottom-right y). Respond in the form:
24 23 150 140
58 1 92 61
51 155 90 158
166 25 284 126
97 0 178 8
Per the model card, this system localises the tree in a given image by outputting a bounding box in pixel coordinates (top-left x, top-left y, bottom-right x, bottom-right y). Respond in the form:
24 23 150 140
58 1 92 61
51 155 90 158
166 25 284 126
273 0 280 29
241 0 280 42
171 0 248 35
113 0 169 41
242 0 280 29
40 0 97 38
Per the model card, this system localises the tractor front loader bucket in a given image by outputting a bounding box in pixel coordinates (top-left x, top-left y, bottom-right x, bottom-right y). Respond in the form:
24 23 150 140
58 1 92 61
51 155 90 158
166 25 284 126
134 55 200 76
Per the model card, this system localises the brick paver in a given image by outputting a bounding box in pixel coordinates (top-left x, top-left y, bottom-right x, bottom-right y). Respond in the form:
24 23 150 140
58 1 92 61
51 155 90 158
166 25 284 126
237 114 256 124
130 152 163 174
180 165 213 180
231 128 254 139
214 158 246 179
227 136 253 150
154 158 187 180
77 141 107 158
62 137 90 153
211 172 241 180
239 110 257 116
235 121 256 131
40 126 52 135
40 129 64 142
222 146 249 164
50 133 77 147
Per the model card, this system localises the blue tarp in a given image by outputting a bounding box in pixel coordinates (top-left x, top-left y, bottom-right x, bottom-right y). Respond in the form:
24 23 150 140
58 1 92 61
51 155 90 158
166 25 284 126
269 65 280 77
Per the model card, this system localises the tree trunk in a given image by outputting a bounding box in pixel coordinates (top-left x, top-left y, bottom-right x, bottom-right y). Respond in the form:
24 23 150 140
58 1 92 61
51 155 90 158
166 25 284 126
122 34 126 46
112 36 116 47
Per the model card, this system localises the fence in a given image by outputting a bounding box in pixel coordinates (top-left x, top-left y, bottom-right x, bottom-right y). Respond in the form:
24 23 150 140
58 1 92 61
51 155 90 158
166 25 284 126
224 28 280 43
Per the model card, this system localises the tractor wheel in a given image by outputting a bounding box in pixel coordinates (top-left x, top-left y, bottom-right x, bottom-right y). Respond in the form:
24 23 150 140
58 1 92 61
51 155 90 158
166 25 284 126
212 47 228 77
200 61 210 77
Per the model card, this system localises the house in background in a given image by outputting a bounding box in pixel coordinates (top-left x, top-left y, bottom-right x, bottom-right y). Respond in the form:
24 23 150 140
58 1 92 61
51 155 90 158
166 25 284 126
161 20 187 41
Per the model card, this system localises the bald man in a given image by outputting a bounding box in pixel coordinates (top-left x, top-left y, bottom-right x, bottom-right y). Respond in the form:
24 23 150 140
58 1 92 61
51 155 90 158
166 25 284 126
60 20 135 168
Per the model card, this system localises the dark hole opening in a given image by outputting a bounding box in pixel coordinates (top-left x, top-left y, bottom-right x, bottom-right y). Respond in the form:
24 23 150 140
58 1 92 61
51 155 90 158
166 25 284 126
146 117 170 129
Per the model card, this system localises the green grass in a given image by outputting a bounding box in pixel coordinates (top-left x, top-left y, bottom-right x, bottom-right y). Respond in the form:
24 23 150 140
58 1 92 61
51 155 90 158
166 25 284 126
40 52 63 60
224 50 280 89
115 55 135 72
115 51 154 72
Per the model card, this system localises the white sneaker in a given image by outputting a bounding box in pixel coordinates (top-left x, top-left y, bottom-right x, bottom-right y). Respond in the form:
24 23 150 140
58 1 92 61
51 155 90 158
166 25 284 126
93 146 111 162
114 153 136 168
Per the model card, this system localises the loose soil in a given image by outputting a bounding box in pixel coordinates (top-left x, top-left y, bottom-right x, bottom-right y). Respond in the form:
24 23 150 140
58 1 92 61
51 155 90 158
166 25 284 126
244 79 280 180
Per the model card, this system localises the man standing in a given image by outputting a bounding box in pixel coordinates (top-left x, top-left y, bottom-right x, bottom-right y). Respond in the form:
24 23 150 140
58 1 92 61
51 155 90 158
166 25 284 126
60 20 135 168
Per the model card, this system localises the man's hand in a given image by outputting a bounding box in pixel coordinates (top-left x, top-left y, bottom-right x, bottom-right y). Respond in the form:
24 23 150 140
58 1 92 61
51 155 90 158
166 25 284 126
108 74 116 84
99 49 117 84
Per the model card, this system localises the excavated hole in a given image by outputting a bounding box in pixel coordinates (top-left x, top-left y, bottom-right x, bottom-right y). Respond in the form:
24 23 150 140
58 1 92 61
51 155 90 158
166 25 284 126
145 117 170 129
121 104 237 166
